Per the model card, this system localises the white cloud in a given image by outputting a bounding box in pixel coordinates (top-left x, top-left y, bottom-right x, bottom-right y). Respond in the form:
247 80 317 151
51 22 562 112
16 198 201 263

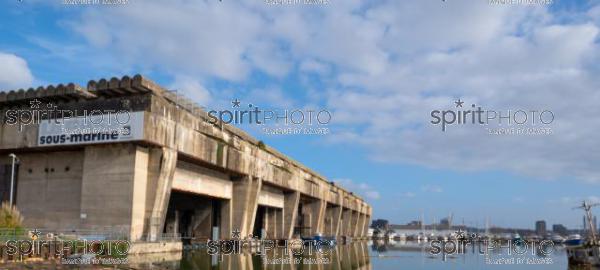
64 1 600 184
300 59 331 75
69 1 265 81
0 52 34 91
365 191 381 200
334 178 380 200
169 76 212 106
324 3 600 184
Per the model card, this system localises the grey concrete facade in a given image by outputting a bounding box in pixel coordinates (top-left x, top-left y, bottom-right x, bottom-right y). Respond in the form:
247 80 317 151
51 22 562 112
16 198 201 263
0 75 371 242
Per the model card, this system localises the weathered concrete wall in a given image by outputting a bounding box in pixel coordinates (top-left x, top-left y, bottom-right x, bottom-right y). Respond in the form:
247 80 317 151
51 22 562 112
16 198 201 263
0 75 372 241
282 191 300 239
230 176 262 238
144 147 177 241
172 161 232 199
79 144 141 236
258 185 284 209
16 151 84 230
324 204 343 237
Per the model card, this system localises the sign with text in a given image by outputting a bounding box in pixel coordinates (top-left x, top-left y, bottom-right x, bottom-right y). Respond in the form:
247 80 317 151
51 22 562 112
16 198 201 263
37 111 144 146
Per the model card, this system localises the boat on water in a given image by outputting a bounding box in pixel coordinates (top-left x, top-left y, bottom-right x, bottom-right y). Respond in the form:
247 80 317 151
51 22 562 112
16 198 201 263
373 230 385 239
551 234 565 244
512 233 522 243
417 232 428 242
565 234 583 246
566 201 600 266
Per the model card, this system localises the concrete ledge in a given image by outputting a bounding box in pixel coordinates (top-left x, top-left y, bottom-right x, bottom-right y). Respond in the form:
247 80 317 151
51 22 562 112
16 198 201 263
127 251 182 264
128 241 183 254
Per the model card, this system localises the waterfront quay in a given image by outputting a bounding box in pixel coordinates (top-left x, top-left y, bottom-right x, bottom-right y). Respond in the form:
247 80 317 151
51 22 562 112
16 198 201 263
0 75 371 254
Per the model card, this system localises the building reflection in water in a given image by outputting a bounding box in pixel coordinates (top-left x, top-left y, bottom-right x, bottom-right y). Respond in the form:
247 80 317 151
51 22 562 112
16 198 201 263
130 241 372 270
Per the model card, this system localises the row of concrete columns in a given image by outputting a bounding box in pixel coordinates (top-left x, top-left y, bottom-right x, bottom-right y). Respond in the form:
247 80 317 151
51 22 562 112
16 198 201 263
8 142 369 243
147 150 370 241
220 177 370 239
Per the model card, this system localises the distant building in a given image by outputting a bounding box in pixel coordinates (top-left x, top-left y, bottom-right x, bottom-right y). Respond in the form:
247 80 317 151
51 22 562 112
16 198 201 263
440 218 451 229
552 224 568 236
407 220 422 227
535 220 546 236
390 220 423 230
371 219 390 231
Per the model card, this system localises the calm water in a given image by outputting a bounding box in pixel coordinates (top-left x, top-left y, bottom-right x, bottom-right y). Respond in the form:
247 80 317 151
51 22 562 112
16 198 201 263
127 240 596 270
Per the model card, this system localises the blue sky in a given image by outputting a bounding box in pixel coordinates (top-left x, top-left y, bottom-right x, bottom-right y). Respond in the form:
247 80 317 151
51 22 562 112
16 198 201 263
1 0 600 229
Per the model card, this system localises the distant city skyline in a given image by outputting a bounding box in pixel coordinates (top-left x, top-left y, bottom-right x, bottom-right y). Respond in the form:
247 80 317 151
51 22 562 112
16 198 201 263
375 215 599 234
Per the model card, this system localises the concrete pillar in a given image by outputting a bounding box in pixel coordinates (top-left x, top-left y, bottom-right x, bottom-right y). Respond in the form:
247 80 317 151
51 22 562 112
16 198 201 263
266 208 281 239
262 208 269 239
283 191 300 239
324 207 333 236
354 213 361 237
346 210 356 237
342 208 352 236
220 199 232 239
274 208 284 239
350 241 359 269
351 210 360 237
332 245 342 270
229 252 254 270
164 210 179 235
145 147 178 241
357 213 366 238
330 205 343 237
340 243 352 269
363 215 371 237
301 211 311 238
303 199 326 236
231 176 262 238
359 241 368 268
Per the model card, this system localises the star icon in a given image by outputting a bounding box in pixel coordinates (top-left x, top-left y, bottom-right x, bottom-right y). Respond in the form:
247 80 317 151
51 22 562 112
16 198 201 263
232 99 241 108
455 99 464 108
30 229 41 240
231 229 241 239
30 99 41 109
455 228 465 239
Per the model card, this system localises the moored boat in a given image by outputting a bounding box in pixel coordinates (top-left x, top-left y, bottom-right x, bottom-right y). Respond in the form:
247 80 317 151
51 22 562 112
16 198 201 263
566 201 600 266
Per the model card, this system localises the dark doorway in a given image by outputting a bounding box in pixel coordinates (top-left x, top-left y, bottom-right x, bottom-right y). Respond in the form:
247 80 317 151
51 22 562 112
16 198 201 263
0 164 18 204
253 206 266 238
